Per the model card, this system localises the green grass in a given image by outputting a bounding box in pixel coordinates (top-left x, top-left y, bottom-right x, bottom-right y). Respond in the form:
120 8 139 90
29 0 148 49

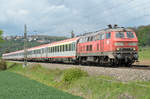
70 77 150 99
139 47 150 60
0 67 83 99
5 62 150 99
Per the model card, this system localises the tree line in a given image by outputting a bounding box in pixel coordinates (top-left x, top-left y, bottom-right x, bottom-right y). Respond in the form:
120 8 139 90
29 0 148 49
131 25 150 46
0 24 149 55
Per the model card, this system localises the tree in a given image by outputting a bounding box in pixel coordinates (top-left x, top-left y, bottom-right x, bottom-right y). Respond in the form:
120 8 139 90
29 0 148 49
137 25 150 46
0 30 3 42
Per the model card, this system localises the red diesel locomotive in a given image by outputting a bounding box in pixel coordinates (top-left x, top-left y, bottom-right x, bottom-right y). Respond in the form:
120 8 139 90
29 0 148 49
77 25 138 66
2 25 138 66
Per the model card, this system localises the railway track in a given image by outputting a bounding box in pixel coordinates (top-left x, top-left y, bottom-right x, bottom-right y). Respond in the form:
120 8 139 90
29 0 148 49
118 65 150 70
9 60 150 70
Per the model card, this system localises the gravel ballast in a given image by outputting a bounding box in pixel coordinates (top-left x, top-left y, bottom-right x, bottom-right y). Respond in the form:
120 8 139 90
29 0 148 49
40 63 150 82
10 61 150 82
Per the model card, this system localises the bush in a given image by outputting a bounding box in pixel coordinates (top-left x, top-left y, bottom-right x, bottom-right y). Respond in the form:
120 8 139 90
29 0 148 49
0 60 7 70
62 68 88 83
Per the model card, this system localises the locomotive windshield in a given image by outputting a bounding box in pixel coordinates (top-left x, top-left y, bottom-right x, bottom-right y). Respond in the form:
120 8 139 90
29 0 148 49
126 32 135 38
116 32 125 38
116 32 135 38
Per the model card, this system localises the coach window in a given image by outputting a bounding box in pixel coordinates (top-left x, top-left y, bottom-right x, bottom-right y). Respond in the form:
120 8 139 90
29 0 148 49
58 46 59 52
72 43 76 51
53 47 55 52
54 47 55 52
57 46 58 52
48 47 50 53
67 44 69 51
64 45 65 51
106 33 111 39
60 46 61 52
39 50 40 54
53 47 55 53
66 44 68 51
57 46 59 52
68 44 70 51
51 47 53 53
55 46 57 52
66 45 68 51
50 47 52 53
62 45 64 52
69 44 72 51
59 46 60 52
101 33 105 40
65 45 67 51
90 36 93 41
42 49 44 53
56 46 58 52
58 46 60 52
49 47 51 53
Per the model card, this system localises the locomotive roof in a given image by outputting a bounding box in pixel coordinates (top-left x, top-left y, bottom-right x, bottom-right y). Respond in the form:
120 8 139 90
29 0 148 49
80 27 134 37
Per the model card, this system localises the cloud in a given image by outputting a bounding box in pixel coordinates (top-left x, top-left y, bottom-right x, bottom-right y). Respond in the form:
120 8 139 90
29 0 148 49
0 0 150 36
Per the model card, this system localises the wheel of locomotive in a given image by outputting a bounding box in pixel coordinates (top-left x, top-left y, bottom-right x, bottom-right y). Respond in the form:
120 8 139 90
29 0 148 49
109 59 116 67
112 59 120 67
124 61 133 67
79 57 85 65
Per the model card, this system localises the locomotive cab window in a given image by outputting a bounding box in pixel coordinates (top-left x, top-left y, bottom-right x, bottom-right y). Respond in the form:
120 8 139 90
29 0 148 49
127 32 135 38
106 33 111 39
116 32 125 38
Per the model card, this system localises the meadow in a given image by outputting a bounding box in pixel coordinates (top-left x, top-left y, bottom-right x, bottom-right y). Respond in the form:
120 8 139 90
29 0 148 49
0 64 83 99
139 47 150 60
5 62 150 99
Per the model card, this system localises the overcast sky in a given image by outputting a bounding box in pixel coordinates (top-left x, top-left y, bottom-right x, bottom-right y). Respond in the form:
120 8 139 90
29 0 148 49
0 0 150 37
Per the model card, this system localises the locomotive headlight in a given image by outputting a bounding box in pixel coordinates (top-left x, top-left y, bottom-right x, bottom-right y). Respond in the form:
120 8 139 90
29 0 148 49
115 42 124 46
116 48 120 50
128 43 137 46
133 48 136 50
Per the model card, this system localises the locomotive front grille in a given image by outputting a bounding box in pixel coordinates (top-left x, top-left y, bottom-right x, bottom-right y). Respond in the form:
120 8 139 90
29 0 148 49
116 48 137 54
119 48 134 51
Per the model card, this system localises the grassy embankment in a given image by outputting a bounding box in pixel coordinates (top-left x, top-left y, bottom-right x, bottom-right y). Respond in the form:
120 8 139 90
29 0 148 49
139 47 150 60
6 62 150 99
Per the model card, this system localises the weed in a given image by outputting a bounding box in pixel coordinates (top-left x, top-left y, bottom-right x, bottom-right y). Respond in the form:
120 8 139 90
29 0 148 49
62 68 88 83
0 60 7 70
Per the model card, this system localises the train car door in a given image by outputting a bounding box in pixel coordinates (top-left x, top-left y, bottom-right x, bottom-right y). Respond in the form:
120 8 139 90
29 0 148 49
105 33 111 51
100 33 105 52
